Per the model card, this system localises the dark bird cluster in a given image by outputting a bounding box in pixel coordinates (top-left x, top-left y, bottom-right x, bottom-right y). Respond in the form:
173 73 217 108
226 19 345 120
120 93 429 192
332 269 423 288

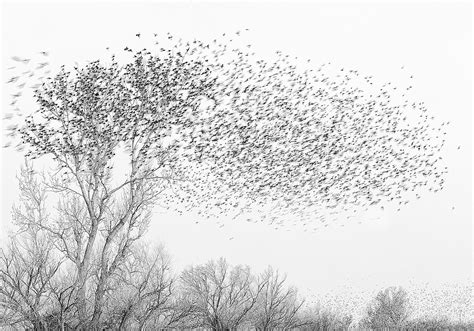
5 33 448 230
146 33 448 229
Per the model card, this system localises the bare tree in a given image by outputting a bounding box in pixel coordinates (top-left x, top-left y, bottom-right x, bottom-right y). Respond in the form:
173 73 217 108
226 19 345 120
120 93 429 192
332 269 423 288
0 163 62 330
46 271 76 331
180 258 267 330
297 304 353 331
361 286 410 329
252 267 305 330
101 244 176 330
404 315 451 330
15 48 218 328
0 236 59 330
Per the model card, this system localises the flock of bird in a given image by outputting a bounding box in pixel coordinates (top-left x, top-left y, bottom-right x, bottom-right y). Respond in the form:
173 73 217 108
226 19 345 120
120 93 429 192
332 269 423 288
302 281 474 325
4 51 51 151
4 31 449 232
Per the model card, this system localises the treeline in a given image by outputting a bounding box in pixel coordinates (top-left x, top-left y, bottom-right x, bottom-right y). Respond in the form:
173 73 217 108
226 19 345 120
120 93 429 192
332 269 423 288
1 229 473 330
1 246 474 331
0 230 343 330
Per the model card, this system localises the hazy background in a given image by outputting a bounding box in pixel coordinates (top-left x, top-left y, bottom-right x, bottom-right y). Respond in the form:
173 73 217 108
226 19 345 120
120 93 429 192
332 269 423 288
1 0 472 303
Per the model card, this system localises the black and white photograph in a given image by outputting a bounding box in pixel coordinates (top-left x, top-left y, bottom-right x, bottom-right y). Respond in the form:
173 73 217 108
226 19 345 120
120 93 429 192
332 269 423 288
0 0 472 329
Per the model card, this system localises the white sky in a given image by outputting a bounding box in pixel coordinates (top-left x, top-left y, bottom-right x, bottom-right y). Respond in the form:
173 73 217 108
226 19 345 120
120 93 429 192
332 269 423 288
1 0 472 303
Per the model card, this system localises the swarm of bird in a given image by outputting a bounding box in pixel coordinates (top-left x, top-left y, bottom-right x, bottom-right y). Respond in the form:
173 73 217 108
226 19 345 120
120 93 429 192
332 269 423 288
3 31 448 229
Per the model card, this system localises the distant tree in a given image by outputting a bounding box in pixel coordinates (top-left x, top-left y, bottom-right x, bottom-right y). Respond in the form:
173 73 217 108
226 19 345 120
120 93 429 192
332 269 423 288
298 305 353 330
180 258 267 329
0 236 59 330
0 164 63 330
46 271 76 331
361 286 410 329
101 244 176 330
404 315 450 330
252 267 305 330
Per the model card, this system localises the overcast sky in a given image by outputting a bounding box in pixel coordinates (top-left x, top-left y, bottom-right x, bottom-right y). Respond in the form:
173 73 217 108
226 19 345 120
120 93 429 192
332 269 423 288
1 0 472 302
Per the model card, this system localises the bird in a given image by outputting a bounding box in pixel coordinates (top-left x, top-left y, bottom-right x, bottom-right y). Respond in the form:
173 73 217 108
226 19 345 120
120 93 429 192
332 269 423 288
6 76 19 83
36 62 49 69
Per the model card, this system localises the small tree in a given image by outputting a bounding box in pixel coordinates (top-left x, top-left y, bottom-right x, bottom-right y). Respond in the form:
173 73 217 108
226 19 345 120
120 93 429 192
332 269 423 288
298 304 352 330
180 258 267 329
361 286 410 329
0 164 63 329
252 267 305 330
0 235 60 330
46 271 76 331
101 244 175 330
404 315 450 330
